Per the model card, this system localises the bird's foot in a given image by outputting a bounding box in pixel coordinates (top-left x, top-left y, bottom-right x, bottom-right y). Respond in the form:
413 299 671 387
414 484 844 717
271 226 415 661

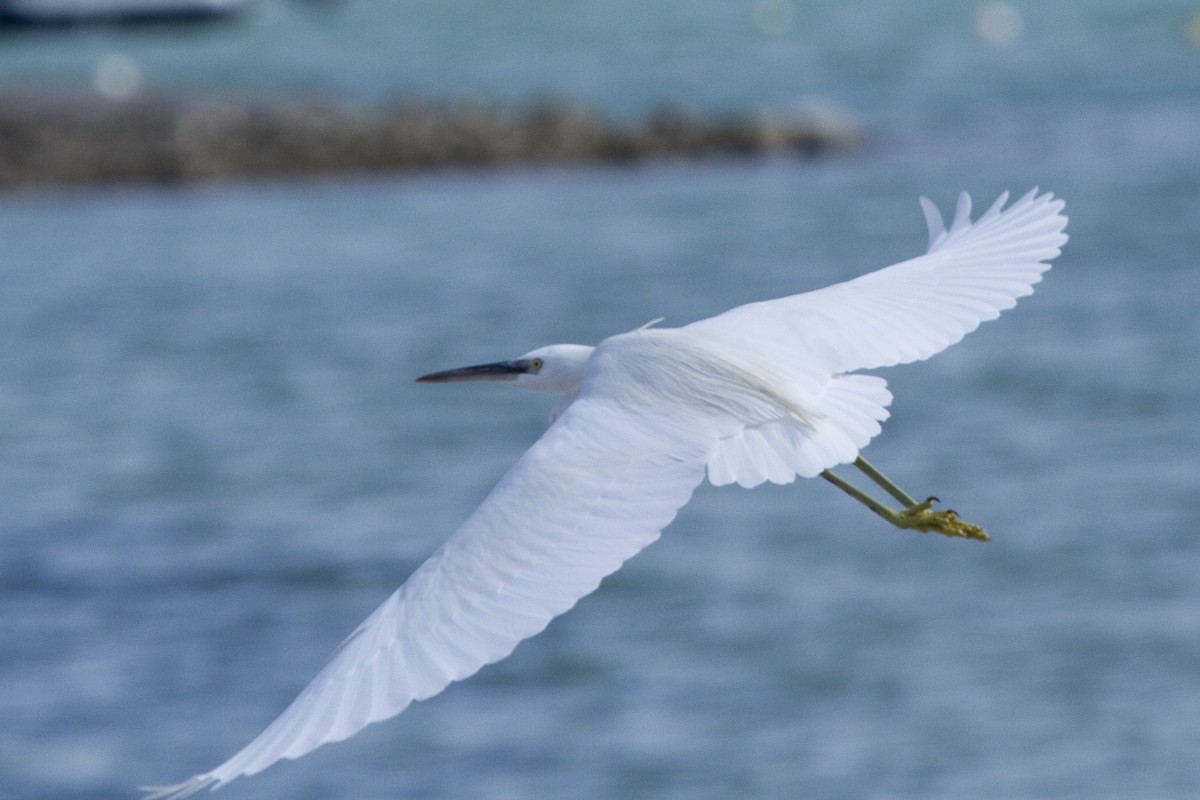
819 457 990 542
890 497 989 541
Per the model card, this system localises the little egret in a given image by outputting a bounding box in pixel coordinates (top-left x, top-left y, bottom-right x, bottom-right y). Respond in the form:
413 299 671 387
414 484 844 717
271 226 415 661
145 189 1067 798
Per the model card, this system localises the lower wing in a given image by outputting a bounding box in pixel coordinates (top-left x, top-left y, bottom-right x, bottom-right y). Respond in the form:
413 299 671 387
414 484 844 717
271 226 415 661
145 396 713 798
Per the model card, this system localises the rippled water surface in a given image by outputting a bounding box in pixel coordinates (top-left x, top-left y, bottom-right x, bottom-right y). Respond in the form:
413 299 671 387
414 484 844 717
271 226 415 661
2 3 1200 799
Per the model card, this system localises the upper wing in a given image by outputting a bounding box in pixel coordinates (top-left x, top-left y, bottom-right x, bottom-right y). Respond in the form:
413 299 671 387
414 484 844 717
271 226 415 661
687 189 1068 374
689 189 1066 489
147 391 712 799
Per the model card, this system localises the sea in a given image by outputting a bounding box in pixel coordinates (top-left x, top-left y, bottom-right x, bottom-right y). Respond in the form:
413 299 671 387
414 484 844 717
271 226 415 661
2 2 1199 798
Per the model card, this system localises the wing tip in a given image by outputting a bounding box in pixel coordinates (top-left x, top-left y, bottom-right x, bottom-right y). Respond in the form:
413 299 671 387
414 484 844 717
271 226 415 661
919 196 946 251
923 187 1068 254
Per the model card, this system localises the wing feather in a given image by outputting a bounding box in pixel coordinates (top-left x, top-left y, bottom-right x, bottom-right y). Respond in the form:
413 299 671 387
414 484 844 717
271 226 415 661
688 188 1068 375
691 189 1066 490
148 392 712 799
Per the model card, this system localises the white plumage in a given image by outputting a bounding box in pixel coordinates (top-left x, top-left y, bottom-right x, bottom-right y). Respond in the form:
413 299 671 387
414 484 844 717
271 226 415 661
145 189 1067 798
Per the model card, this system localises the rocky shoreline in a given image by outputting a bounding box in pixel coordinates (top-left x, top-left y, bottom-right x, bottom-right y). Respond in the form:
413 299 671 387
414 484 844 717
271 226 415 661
0 93 861 189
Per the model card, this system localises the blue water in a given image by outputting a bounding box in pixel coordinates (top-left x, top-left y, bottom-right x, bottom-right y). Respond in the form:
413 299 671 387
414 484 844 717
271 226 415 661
3 2 1200 799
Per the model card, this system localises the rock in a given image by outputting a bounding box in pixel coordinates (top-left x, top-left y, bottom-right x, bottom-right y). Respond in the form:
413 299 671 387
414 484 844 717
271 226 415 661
0 92 862 188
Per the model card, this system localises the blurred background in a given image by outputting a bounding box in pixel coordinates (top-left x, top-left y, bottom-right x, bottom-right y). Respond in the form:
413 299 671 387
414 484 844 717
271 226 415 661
2 1 1199 798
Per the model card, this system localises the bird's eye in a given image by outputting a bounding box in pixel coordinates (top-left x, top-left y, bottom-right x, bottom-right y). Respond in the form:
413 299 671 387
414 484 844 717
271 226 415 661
529 358 544 373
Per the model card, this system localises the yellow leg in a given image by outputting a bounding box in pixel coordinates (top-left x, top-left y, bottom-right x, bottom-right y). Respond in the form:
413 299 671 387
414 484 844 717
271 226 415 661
819 456 989 541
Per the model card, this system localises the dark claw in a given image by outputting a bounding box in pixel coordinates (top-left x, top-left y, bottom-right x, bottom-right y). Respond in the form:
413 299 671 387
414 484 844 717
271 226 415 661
926 496 940 504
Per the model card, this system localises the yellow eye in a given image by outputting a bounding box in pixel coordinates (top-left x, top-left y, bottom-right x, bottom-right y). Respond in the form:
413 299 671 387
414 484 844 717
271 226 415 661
530 358 544 372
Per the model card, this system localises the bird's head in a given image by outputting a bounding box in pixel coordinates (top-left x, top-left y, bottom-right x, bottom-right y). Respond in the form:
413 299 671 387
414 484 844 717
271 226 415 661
417 343 594 395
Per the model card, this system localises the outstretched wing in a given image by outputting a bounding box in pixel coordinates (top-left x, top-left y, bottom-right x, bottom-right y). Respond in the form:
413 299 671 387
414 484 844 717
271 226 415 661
688 188 1068 374
690 189 1067 489
146 393 713 799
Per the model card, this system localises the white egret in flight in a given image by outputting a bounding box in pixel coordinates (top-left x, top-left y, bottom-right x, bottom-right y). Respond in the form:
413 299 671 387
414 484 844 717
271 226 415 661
146 189 1067 798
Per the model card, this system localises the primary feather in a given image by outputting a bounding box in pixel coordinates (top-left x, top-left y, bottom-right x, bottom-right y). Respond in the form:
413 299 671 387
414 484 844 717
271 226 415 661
146 189 1067 798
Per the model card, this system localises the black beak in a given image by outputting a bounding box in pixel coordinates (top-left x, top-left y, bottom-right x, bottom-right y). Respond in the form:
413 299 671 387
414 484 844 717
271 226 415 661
416 360 532 383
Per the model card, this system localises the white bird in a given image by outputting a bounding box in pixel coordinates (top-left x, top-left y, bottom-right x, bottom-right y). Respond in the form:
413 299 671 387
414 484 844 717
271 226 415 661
145 189 1067 799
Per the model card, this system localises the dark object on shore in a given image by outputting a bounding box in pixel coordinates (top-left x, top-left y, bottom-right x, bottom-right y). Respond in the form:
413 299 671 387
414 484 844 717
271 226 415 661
0 0 251 27
0 93 861 189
